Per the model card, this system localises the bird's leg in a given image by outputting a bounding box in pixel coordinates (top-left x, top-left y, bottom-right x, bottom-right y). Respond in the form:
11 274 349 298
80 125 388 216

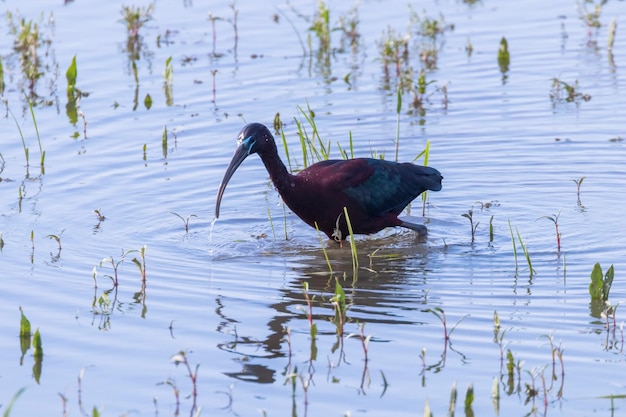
400 220 428 237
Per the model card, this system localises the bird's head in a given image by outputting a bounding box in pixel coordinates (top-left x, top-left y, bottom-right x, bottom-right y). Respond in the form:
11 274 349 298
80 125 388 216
235 122 273 156
215 123 275 219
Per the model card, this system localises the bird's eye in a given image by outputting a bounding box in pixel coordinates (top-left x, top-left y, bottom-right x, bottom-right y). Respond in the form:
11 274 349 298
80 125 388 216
237 133 244 145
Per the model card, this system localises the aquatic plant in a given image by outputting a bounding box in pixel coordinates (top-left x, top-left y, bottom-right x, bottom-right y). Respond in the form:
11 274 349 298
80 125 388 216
336 4 360 54
343 207 358 276
413 140 432 216
120 3 154 37
207 12 224 57
540 333 565 397
161 125 168 158
46 232 63 262
577 0 604 32
0 55 5 96
170 212 197 233
2 387 27 417
46 231 63 250
378 26 410 82
294 103 329 167
18 308 43 383
538 209 562 253
550 78 591 104
394 87 402 162
409 8 454 39
497 36 510 74
130 245 147 282
330 278 348 337
462 209 479 243
491 377 501 414
508 220 535 277
65 55 84 131
301 282 318 340
29 230 35 263
589 262 614 302
315 223 333 273
465 37 474 56
427 307 468 348
19 306 31 352
170 351 200 415
607 17 617 50
7 13 44 96
410 69 436 113
10 96 45 176
163 56 173 106
99 254 124 287
516 228 534 278
464 383 475 416
94 209 106 222
309 0 331 52
572 176 585 206
27 97 44 174
493 311 509 370
508 219 518 271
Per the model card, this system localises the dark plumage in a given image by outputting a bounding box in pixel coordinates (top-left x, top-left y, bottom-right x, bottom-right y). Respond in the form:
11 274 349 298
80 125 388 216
215 123 443 240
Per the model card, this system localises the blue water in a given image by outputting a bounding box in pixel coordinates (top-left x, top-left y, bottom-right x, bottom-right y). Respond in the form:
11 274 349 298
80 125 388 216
1 0 625 416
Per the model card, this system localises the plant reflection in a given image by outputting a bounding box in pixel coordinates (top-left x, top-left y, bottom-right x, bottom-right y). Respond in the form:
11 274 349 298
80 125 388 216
211 240 442 391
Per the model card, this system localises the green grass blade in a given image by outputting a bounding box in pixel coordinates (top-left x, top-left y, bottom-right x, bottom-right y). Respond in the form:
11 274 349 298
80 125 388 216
315 222 333 274
508 219 518 272
343 207 358 279
3 387 27 417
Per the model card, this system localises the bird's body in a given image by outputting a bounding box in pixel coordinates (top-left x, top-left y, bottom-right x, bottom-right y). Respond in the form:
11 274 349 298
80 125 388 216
215 123 443 240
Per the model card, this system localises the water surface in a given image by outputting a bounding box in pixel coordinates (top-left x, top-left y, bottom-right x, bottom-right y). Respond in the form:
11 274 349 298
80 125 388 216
1 0 625 416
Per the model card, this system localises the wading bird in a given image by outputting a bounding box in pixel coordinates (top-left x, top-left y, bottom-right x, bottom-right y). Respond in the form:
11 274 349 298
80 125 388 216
215 123 443 241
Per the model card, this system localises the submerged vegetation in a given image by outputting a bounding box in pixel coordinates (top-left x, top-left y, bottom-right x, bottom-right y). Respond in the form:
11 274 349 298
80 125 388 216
550 77 592 105
5 10 56 102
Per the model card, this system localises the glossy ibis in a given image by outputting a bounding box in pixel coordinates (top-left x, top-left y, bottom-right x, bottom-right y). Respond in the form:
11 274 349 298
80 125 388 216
215 123 443 240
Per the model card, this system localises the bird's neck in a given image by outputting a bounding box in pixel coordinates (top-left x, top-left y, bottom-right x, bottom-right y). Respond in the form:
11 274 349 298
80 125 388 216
259 149 293 191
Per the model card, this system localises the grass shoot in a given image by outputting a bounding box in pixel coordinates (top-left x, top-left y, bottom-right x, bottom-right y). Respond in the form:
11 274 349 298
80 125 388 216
163 57 173 106
427 307 468 345
46 232 63 252
342 207 359 279
515 227 535 278
550 78 591 104
315 222 333 274
462 209 479 243
170 350 200 415
170 212 197 233
120 3 154 37
130 245 147 282
538 209 562 253
301 282 318 341
3 388 27 417
330 278 348 337
508 219 518 272
573 176 585 206
94 209 106 222
395 86 402 162
99 254 124 287
267 208 276 240
25 96 45 174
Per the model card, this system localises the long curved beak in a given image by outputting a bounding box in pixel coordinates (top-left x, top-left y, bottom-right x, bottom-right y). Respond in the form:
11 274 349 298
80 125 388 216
215 144 250 219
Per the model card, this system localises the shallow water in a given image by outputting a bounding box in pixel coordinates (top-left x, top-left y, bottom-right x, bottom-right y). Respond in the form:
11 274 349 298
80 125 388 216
1 0 625 416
